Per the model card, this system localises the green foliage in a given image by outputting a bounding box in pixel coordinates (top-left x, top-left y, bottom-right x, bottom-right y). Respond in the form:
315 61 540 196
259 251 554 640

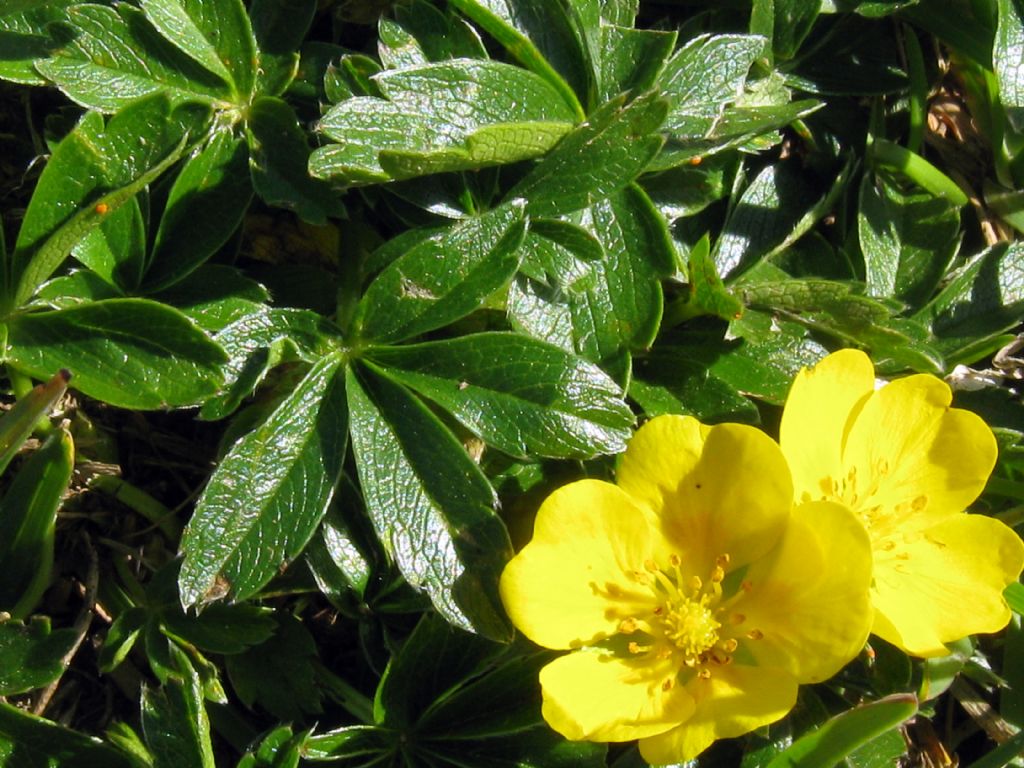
0 0 1022 766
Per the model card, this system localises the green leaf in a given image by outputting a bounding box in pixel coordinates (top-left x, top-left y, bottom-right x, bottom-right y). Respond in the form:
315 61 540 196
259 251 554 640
446 0 586 118
143 129 253 292
686 233 745 321
302 726 395 762
858 172 961 309
915 241 1024 362
138 0 235 87
715 160 828 279
659 34 765 138
199 307 339 421
751 0 823 60
141 645 215 768
509 185 673 375
376 613 505 728
0 368 69 477
0 430 73 619
0 3 73 85
996 0 1024 131
596 24 677 104
505 92 668 217
71 198 146 292
34 3 233 111
354 202 525 343
0 618 77 696
179 355 347 606
766 694 917 768
0 701 137 768
11 95 207 307
152 265 270 333
346 364 513 640
365 332 634 459
6 299 227 410
383 0 488 66
249 0 316 96
642 153 737 221
311 59 578 184
225 615 323 722
246 96 344 226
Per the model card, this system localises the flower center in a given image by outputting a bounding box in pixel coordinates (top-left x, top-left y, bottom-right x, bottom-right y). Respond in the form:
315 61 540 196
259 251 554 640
617 553 761 685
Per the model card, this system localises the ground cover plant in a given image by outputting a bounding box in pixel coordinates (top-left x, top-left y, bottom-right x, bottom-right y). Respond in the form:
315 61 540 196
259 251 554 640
3 0 1024 765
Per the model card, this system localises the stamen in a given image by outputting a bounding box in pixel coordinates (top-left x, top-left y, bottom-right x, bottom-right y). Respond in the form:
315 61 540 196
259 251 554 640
698 668 711 679
747 629 764 640
722 638 738 653
690 575 703 592
618 618 638 634
730 613 746 625
661 678 673 692
716 554 731 568
628 641 645 654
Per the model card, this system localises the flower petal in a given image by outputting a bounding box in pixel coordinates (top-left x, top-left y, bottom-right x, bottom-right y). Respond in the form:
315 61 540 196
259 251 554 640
638 665 797 764
780 349 875 504
617 416 793 572
539 649 694 742
871 513 1024 656
741 501 873 682
842 375 997 531
499 479 663 650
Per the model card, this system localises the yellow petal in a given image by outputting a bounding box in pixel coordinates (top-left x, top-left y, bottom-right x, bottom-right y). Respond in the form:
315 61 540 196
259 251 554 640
741 501 873 682
842 374 997 532
638 665 797 764
539 649 694 742
780 349 875 504
871 513 1024 656
499 479 663 650
617 415 793 572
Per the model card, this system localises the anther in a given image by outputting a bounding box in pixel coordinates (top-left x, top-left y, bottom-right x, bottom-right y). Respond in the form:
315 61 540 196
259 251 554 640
741 580 753 592
722 638 738 653
662 679 674 691
669 553 681 567
730 613 746 625
628 642 643 654
698 668 711 679
912 495 928 512
711 566 725 583
618 618 638 634
747 629 764 640
644 559 659 573
716 554 731 568
690 575 703 591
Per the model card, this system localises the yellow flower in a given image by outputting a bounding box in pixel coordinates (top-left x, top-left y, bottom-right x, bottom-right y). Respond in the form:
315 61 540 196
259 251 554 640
499 415 873 763
780 349 1024 657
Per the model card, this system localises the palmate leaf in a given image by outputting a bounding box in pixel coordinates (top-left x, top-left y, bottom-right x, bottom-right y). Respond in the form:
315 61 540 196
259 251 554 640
0 702 136 768
364 332 634 459
346 363 513 641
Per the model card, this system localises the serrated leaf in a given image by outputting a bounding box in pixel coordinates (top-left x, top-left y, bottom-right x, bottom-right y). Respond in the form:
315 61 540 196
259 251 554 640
365 332 634 459
179 355 347 606
0 701 136 768
0 618 77 695
751 0 822 60
225 615 322 722
510 185 673 376
915 241 1024 362
505 92 668 217
346 364 513 641
246 96 345 226
249 0 315 96
0 3 73 85
34 4 233 112
311 59 577 184
715 160 826 279
385 0 487 66
10 94 208 307
354 202 525 343
143 128 253 292
996 0 1024 131
687 233 745 321
141 645 215 768
138 0 234 87
659 34 765 137
766 694 917 768
446 0 586 117
596 24 677 103
6 299 227 409
859 172 961 309
0 430 73 619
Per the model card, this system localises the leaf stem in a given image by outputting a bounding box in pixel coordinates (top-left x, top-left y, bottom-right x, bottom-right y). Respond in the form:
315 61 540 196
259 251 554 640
871 139 969 205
